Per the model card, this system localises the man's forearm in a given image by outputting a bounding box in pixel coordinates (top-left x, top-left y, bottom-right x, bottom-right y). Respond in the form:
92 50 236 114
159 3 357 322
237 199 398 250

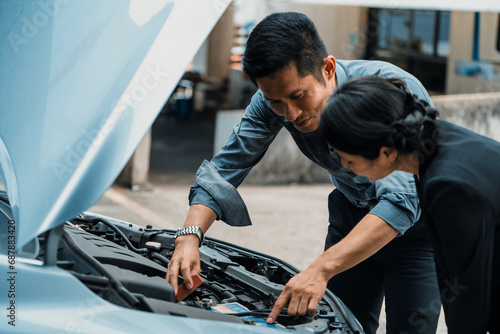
313 213 399 279
183 204 216 232
175 204 217 247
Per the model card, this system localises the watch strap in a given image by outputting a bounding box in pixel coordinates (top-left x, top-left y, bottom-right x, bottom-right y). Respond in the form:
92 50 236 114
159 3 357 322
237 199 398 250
174 226 204 247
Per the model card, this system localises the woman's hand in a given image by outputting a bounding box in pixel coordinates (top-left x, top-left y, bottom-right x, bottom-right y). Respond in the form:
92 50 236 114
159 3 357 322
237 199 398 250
267 213 399 323
266 261 329 323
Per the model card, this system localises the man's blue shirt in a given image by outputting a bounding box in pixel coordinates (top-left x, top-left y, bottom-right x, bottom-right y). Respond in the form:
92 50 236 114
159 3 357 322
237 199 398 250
188 59 433 235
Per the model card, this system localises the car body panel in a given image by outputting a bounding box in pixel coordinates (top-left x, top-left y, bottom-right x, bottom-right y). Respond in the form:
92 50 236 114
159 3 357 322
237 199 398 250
0 256 286 333
0 201 362 333
0 0 230 248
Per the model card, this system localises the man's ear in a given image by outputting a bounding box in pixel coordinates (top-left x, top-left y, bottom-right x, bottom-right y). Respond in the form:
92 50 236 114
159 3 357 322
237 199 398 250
324 55 336 81
379 147 398 164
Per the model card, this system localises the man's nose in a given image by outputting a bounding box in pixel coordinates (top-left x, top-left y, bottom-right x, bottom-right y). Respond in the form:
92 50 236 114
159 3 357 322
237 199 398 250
340 159 349 169
283 102 302 122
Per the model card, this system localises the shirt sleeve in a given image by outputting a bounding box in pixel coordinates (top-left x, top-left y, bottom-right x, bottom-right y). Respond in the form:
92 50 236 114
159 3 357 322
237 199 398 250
402 76 434 107
189 91 284 226
369 171 420 235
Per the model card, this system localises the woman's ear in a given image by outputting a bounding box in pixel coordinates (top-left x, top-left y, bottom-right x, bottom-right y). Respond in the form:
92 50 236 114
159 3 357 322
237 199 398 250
379 147 398 165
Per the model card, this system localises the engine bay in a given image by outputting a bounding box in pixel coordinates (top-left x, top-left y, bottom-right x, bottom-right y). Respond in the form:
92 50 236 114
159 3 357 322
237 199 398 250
43 214 363 333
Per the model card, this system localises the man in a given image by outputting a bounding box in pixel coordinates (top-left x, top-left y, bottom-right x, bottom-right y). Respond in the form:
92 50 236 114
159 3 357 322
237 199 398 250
167 12 440 334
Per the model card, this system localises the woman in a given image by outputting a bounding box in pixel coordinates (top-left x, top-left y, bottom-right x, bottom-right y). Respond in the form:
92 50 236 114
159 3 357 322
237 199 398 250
318 76 500 333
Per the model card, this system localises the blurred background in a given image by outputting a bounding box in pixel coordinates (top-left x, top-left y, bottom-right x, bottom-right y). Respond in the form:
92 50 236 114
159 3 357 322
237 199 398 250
116 0 500 190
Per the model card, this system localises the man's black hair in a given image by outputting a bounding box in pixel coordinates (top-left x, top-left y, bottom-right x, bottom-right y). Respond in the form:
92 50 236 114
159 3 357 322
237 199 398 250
242 12 328 86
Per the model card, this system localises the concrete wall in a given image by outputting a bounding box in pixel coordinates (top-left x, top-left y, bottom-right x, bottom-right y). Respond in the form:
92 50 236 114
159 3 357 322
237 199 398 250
214 92 500 185
433 92 500 140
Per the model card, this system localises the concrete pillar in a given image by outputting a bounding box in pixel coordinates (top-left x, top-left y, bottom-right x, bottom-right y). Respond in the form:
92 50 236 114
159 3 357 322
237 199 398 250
117 129 152 190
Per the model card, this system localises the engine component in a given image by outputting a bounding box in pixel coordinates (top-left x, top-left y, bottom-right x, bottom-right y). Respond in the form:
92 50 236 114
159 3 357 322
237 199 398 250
51 215 363 333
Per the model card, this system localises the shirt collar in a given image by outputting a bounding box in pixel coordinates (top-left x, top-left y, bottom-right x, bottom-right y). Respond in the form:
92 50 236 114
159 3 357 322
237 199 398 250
335 61 348 88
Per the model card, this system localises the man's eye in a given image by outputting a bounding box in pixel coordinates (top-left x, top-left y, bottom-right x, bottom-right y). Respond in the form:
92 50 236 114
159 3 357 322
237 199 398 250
291 94 303 100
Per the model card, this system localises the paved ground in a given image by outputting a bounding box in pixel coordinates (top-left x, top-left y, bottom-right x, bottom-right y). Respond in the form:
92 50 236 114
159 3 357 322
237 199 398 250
89 113 447 333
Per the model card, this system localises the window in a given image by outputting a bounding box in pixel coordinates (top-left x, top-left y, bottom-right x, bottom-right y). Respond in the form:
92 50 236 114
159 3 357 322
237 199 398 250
377 9 450 57
366 9 451 93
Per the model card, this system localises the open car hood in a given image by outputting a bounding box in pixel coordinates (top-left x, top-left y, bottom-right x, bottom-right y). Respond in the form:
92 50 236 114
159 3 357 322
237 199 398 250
0 0 230 248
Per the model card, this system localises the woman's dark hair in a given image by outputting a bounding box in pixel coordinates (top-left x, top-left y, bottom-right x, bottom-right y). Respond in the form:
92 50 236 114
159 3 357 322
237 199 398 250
242 12 328 86
318 76 438 160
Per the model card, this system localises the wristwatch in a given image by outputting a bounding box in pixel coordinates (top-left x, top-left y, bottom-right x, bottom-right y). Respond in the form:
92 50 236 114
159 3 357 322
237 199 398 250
174 226 204 247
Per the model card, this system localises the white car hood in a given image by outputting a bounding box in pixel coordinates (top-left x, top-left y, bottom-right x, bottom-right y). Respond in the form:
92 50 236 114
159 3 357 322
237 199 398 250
0 0 230 248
